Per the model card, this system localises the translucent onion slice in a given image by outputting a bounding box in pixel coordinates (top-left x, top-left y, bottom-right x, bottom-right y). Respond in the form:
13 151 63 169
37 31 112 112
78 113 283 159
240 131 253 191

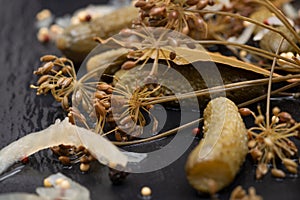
0 193 42 200
0 118 128 175
0 173 90 200
36 173 90 200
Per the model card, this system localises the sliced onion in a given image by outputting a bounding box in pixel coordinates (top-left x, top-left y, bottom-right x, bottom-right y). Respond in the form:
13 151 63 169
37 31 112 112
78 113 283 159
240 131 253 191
0 118 128 175
0 173 90 200
36 173 90 200
0 193 42 200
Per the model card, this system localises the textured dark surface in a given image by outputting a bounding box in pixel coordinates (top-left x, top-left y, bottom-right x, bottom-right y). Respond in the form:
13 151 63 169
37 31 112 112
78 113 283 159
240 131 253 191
0 0 300 200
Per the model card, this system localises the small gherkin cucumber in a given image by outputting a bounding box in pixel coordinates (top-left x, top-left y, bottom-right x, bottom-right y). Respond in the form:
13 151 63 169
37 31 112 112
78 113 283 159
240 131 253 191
56 6 138 63
185 97 248 194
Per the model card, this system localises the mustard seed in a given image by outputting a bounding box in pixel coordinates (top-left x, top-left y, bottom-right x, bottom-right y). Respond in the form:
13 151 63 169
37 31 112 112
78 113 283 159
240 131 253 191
43 178 52 187
141 186 152 196
80 163 90 172
60 180 71 189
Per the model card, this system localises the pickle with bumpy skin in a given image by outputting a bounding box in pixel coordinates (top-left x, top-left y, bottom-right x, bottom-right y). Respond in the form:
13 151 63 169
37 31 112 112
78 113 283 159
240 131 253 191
56 6 138 63
185 97 248 194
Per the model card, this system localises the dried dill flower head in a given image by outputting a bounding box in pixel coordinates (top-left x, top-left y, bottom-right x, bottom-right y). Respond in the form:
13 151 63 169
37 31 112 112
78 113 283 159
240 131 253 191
30 55 77 110
239 106 299 179
133 0 260 40
134 0 211 39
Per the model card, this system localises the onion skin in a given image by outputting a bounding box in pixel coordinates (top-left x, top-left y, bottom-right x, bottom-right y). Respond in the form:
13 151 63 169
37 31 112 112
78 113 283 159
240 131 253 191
185 97 248 193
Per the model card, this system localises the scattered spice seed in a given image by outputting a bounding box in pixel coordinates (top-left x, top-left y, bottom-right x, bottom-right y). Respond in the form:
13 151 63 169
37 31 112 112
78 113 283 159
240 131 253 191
247 140 256 149
121 61 136 70
36 9 52 21
37 27 50 43
192 127 200 136
80 156 89 164
271 168 286 178
21 156 29 164
230 185 263 200
282 158 298 168
43 178 52 187
230 186 246 199
55 178 64 185
80 163 90 172
40 55 57 62
254 115 264 125
272 107 280 115
59 180 71 189
141 186 152 197
238 108 252 116
59 156 70 165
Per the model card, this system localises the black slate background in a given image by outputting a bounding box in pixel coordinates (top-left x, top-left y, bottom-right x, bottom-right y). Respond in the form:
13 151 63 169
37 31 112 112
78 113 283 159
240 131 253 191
0 0 300 200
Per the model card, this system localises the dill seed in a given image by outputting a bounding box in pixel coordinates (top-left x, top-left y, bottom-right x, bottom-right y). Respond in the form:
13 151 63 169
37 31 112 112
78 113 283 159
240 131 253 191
257 163 268 175
121 61 136 70
238 108 252 116
59 156 70 165
286 165 298 174
168 10 179 20
80 156 89 163
135 1 147 8
230 186 246 199
271 116 279 124
37 75 49 85
250 148 262 160
271 168 286 178
186 0 199 6
272 107 280 116
94 91 107 100
149 7 166 17
278 112 292 123
97 83 111 91
283 158 298 168
207 0 215 6
264 137 273 147
255 115 264 125
196 1 208 10
266 152 274 161
88 155 95 162
40 55 57 62
247 140 256 148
